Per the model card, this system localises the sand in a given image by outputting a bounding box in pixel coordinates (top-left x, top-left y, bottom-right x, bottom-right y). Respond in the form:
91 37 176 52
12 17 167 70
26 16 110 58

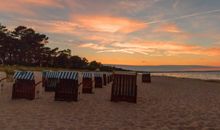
1 75 220 130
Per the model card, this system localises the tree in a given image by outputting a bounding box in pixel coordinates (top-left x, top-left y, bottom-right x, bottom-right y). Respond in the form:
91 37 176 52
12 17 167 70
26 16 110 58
0 23 125 71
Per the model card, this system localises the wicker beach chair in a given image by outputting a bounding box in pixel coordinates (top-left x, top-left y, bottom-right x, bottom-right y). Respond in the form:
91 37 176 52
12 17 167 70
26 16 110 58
43 71 59 92
111 71 137 103
142 72 151 83
12 71 43 100
82 72 94 93
55 71 81 101
106 72 112 84
94 72 103 88
103 73 107 86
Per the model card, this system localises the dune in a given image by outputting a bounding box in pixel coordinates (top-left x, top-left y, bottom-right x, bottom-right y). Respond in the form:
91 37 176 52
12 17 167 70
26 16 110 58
0 75 220 130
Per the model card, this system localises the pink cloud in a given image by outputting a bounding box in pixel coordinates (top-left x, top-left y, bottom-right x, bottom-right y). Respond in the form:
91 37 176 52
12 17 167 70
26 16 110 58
79 40 220 56
72 15 147 33
154 23 182 33
0 0 63 16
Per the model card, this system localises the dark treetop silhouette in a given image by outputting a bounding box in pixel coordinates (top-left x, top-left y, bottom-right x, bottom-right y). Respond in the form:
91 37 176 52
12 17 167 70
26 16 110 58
0 23 124 71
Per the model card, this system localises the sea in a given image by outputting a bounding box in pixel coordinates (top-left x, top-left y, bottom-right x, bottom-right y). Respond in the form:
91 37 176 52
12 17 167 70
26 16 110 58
109 65 220 81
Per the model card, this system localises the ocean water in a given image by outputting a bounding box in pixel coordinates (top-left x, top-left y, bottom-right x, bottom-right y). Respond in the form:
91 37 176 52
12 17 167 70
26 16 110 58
110 65 220 81
152 72 220 81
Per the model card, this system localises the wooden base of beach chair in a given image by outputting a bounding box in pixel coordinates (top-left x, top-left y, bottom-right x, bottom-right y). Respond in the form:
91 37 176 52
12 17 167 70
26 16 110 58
111 73 137 103
95 77 103 88
103 74 107 86
12 80 35 100
142 74 151 83
82 79 93 94
55 80 79 101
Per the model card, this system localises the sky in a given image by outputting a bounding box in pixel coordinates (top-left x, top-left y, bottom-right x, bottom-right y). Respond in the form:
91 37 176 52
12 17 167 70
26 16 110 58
0 0 220 66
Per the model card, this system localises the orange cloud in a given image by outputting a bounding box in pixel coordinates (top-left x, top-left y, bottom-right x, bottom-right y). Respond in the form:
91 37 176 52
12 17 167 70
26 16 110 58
0 0 63 15
21 0 62 6
73 15 147 33
154 23 182 33
19 19 79 34
79 40 220 57
79 43 107 50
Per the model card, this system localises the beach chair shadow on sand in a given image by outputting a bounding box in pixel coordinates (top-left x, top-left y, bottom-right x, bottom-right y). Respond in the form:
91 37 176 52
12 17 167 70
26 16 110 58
111 72 137 103
12 71 43 100
55 71 81 102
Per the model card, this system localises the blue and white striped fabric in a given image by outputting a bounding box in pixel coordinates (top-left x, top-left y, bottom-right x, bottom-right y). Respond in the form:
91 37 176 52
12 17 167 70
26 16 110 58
94 72 103 77
82 72 93 78
45 71 60 79
13 71 34 80
58 71 78 80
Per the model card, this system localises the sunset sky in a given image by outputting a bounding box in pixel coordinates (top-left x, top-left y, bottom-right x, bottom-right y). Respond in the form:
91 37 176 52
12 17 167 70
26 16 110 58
1 0 220 66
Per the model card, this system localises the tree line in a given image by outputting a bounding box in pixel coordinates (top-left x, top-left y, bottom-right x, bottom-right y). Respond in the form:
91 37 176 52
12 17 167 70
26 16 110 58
0 23 124 71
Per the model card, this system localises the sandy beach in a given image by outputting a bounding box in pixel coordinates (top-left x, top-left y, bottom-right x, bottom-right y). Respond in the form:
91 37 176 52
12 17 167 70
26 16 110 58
1 75 220 130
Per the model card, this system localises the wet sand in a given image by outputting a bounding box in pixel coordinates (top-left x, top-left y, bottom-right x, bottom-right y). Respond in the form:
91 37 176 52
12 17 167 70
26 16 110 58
0 75 220 130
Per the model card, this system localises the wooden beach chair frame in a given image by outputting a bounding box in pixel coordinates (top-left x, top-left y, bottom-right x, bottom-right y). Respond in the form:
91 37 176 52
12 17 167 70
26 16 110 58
94 72 103 88
103 73 107 86
55 71 81 102
111 71 137 103
142 72 151 83
82 72 94 94
12 71 42 100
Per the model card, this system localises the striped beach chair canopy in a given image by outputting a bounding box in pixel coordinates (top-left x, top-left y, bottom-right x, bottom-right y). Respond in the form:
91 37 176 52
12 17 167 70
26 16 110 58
58 71 78 80
82 72 93 78
94 72 103 77
44 71 60 79
13 71 34 80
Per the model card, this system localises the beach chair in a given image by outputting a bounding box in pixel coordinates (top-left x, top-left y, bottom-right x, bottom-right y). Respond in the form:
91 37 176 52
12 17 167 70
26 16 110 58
106 73 110 84
55 71 81 101
111 71 137 103
43 71 59 92
12 71 43 100
42 71 47 88
103 73 107 86
0 72 7 93
142 72 151 83
94 72 103 88
106 72 113 84
82 72 94 93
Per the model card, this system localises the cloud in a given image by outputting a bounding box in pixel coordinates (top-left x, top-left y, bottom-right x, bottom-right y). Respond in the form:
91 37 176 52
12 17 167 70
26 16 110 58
73 15 147 33
18 19 78 34
146 8 220 24
79 43 107 50
0 0 63 16
79 40 220 57
154 23 182 33
19 14 147 35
